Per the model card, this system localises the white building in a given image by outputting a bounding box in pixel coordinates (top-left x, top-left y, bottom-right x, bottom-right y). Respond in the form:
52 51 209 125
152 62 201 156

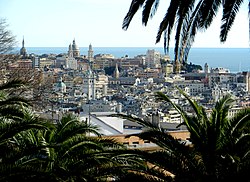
80 112 124 136
68 39 80 58
174 80 205 96
82 67 96 101
146 49 161 68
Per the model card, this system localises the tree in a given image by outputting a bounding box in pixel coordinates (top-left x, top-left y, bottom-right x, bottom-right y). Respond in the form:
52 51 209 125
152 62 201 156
0 18 18 70
0 80 51 181
0 112 154 181
0 18 16 54
117 91 250 181
122 0 246 73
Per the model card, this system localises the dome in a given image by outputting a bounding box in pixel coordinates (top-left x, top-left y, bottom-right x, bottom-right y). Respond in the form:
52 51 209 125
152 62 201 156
89 43 92 50
20 47 27 56
57 81 66 88
56 77 66 93
72 39 79 50
86 68 93 77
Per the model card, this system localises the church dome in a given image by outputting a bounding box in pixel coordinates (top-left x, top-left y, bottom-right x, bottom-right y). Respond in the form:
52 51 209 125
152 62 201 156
57 81 66 88
56 77 66 93
86 68 93 77
20 37 27 57
72 39 79 50
20 47 27 56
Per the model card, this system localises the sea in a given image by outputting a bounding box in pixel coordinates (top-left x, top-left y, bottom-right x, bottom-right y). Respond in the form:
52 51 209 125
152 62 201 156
16 47 250 73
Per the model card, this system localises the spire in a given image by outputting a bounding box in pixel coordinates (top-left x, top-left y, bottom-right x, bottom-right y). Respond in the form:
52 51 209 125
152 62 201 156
20 36 27 58
114 63 120 79
22 36 25 48
88 43 94 62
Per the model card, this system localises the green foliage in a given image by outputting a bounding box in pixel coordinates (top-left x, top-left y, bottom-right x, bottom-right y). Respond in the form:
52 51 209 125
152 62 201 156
182 62 203 72
117 91 250 181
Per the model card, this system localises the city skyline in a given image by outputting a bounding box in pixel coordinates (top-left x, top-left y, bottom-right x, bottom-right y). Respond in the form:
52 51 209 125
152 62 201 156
1 0 249 48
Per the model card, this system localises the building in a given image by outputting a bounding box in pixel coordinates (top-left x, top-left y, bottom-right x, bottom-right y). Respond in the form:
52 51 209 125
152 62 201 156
174 80 205 96
20 37 27 58
54 76 67 93
146 49 161 68
68 39 80 58
82 67 96 101
88 43 94 62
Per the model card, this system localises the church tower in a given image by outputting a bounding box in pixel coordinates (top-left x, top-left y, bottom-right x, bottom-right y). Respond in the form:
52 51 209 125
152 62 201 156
72 39 80 58
83 66 96 101
88 43 94 62
20 37 27 58
113 63 120 79
68 43 73 57
204 63 209 74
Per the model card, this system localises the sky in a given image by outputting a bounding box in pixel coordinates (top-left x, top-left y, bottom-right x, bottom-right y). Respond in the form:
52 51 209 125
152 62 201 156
0 0 249 48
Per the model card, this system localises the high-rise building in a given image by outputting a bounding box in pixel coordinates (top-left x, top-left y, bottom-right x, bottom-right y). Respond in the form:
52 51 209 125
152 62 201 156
146 49 161 68
88 43 94 62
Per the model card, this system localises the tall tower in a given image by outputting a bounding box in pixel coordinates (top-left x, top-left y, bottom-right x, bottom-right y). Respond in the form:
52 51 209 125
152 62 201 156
72 39 80 58
146 49 161 68
88 43 94 62
204 63 209 74
113 63 120 79
68 43 73 57
20 37 27 58
83 66 96 101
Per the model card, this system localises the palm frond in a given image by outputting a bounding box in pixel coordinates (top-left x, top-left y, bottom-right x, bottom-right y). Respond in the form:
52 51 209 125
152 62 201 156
221 0 244 42
122 0 146 30
142 0 159 26
174 0 196 63
0 79 26 91
156 0 179 53
198 0 222 29
178 0 204 63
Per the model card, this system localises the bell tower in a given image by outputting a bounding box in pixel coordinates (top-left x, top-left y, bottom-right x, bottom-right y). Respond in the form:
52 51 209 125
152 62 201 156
88 43 94 62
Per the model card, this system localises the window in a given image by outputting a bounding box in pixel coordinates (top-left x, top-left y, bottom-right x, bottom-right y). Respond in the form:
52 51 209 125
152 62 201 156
132 141 139 144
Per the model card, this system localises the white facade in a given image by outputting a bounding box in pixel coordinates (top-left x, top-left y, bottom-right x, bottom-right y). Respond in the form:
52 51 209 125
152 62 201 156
174 80 205 96
82 69 96 101
146 49 161 68
67 57 77 70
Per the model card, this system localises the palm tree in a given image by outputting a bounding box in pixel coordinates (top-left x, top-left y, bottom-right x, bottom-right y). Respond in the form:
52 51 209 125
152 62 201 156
0 80 52 181
0 108 53 182
0 79 49 145
117 91 250 181
45 113 164 181
122 0 246 73
4 113 153 181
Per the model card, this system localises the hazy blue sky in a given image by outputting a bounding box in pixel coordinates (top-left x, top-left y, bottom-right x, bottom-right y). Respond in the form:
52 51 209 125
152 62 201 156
1 0 249 48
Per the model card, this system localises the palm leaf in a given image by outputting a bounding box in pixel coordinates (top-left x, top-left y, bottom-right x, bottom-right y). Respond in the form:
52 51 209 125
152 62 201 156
122 0 146 30
142 0 159 26
221 0 244 42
